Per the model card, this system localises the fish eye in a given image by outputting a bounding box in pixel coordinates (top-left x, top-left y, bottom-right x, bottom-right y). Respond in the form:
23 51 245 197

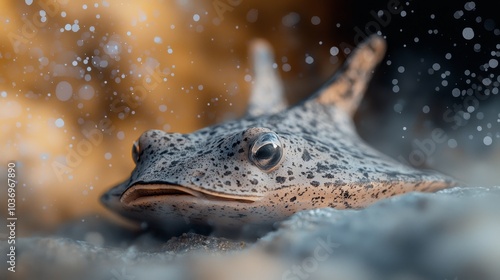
132 140 140 164
249 132 283 171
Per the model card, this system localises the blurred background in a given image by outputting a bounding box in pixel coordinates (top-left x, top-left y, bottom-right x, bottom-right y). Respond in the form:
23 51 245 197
0 0 498 236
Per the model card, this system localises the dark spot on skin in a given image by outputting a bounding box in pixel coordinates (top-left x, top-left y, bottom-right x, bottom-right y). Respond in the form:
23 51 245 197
316 163 329 172
223 171 232 176
250 179 258 185
311 181 320 187
231 141 240 148
343 190 350 198
238 148 244 153
290 196 296 202
302 149 312 161
276 176 286 184
224 181 231 186
310 119 318 128
287 170 293 176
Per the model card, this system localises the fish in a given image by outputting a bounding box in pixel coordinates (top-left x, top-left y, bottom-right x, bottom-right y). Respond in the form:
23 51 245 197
101 35 456 235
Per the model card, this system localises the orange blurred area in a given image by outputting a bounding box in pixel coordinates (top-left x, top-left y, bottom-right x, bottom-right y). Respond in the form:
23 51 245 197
0 0 347 235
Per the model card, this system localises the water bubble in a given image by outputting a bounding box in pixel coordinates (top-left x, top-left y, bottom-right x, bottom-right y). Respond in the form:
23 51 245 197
56 81 73 101
104 41 121 55
55 118 64 128
104 153 112 160
483 136 493 146
483 78 492 86
282 12 300 27
474 43 481 52
447 139 458 148
432 63 441 71
117 131 125 140
154 36 162 44
39 57 49 66
193 14 200 22
329 46 339 56
25 0 33 5
484 19 495 31
398 66 405 73
422 105 430 113
393 103 403 113
311 16 321 25
159 105 167 112
462 27 475 40
454 10 464 19
464 1 476 11
246 9 259 23
78 85 95 100
489 59 498 68
452 88 461 97
305 55 314 64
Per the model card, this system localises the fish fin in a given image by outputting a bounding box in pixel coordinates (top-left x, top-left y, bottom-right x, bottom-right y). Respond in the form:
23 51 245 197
246 39 287 117
312 35 387 115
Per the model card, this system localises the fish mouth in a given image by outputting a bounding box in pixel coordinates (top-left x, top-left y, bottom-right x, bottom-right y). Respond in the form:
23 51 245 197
120 183 261 206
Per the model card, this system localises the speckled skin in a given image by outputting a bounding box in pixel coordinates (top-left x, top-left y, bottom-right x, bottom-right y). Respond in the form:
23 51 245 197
101 35 455 232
